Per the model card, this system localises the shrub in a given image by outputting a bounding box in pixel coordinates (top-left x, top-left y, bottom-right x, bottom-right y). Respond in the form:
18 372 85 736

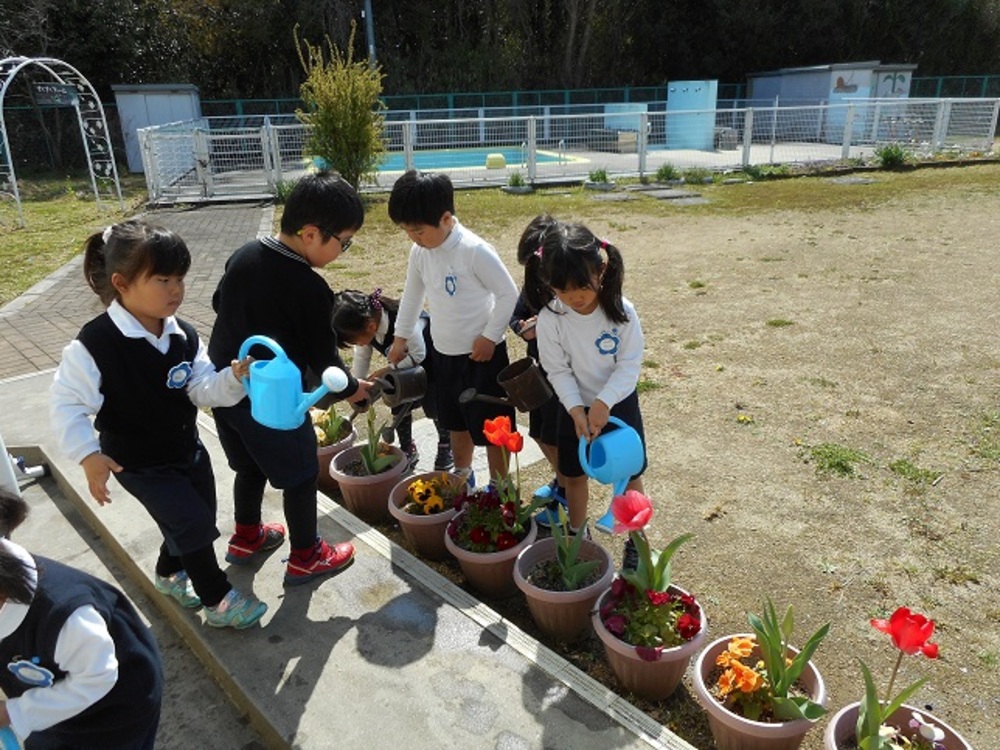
682 167 713 184
508 171 525 187
588 167 609 183
875 143 911 170
655 163 679 182
294 22 386 188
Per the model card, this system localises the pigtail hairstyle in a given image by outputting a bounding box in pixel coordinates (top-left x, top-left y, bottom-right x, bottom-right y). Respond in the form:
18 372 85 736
82 220 192 307
517 214 560 314
0 489 34 604
331 288 400 347
538 222 628 325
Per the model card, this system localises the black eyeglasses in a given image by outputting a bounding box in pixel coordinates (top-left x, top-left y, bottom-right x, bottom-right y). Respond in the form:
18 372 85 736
319 226 353 252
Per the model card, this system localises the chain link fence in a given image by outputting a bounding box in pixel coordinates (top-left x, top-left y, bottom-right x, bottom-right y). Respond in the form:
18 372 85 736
138 98 1000 203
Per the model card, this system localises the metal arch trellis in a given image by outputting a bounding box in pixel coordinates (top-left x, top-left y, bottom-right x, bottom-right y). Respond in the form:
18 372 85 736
0 56 123 228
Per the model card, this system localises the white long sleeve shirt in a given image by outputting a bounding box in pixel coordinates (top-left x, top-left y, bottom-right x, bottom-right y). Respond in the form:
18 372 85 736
536 296 644 411
49 300 246 464
350 312 427 378
0 540 118 741
393 219 518 356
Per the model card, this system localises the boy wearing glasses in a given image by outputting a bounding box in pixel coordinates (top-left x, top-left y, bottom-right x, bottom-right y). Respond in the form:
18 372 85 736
386 170 519 486
208 171 371 586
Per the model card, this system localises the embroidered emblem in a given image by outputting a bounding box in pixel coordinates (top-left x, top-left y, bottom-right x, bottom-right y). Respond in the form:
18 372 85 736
8 657 54 687
166 361 193 389
444 272 457 297
594 330 620 356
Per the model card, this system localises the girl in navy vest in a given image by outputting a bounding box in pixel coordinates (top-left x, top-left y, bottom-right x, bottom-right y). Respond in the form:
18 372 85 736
0 488 163 749
331 288 453 471
50 220 267 630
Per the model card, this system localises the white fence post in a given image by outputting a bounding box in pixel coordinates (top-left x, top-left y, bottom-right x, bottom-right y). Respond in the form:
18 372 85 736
637 112 648 177
988 99 1000 150
841 105 855 160
741 108 754 168
193 129 211 198
526 116 537 183
403 121 414 172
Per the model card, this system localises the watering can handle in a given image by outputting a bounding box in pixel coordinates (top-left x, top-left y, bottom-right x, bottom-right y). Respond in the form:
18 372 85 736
577 415 629 476
237 335 286 392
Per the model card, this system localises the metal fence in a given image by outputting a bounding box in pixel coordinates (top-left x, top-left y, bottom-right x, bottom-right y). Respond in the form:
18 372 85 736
138 98 1000 203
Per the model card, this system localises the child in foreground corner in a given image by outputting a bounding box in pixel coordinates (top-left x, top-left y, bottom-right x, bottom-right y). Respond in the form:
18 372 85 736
524 218 647 561
0 488 164 749
50 220 267 630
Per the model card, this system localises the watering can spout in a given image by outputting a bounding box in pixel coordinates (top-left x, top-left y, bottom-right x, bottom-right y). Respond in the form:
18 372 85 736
295 367 350 417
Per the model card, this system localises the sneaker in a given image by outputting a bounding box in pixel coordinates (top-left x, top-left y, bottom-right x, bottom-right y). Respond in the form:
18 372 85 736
204 588 267 629
226 522 286 565
535 485 569 529
154 571 202 609
284 538 355 586
622 537 639 571
533 478 560 500
404 441 420 471
455 467 476 491
433 442 454 471
381 425 395 443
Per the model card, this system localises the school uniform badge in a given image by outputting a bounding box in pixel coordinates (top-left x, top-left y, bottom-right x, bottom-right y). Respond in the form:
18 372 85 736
594 330 620 356
166 361 193 389
8 656 54 687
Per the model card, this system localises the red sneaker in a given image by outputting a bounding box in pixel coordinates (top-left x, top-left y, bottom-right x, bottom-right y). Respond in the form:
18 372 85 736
284 538 355 586
225 522 286 565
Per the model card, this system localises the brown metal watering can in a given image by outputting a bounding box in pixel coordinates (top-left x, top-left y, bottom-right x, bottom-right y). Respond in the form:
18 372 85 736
458 357 552 413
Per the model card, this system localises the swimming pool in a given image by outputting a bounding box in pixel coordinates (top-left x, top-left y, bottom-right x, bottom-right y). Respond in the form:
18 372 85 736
377 146 565 172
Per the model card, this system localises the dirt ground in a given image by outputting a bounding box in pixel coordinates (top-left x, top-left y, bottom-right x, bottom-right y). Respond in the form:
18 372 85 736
336 166 1000 749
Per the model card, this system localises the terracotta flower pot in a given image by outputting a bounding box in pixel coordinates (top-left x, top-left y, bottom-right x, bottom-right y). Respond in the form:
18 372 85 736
591 585 707 701
316 427 356 495
444 515 537 598
513 536 614 643
692 634 826 750
823 701 973 750
387 471 462 561
328 444 408 524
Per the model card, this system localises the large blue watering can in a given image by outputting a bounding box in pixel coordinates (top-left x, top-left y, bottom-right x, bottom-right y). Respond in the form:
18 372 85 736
578 416 644 533
238 335 349 431
0 727 19 749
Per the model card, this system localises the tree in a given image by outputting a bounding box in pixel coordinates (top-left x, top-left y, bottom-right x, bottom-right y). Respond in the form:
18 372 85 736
295 22 385 188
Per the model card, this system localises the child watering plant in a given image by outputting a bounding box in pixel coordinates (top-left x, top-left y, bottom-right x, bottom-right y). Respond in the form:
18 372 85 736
523 219 647 557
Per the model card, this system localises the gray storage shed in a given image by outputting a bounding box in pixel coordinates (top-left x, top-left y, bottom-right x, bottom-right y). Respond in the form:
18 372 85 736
112 83 201 172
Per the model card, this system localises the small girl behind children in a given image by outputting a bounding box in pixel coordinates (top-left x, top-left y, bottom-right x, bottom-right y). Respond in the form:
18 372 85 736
331 288 453 471
526 221 647 550
50 220 267 630
0 488 164 748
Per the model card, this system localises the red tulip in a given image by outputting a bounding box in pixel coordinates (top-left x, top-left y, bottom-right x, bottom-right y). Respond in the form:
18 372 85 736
871 607 939 658
504 431 524 453
610 490 653 534
483 416 513 447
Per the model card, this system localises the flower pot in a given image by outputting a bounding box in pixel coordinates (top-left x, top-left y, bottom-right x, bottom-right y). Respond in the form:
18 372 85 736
591 585 707 701
316 427 356 495
823 701 973 750
513 537 614 643
444 515 537 598
387 471 462 561
328 444 408 525
692 634 826 750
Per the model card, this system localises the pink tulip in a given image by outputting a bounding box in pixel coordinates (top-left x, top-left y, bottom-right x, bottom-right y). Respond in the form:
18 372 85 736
610 490 653 534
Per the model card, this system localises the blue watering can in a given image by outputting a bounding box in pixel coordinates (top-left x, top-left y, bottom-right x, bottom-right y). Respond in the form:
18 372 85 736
578 416 644 533
238 335 349 431
0 727 19 749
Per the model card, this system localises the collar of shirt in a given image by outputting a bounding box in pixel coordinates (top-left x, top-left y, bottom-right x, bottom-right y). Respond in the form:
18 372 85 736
0 540 36 637
262 236 309 265
108 299 185 354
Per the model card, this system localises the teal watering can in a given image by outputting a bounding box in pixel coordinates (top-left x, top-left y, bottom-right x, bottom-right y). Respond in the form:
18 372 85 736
578 416 644 533
238 335 349 431
0 727 19 749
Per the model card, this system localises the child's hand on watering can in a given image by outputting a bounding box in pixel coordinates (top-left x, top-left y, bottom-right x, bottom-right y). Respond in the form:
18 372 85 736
346 378 374 405
516 316 538 341
387 336 408 365
587 399 611 438
231 356 253 381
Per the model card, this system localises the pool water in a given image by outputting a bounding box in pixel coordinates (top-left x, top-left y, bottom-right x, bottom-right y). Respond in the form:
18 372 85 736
378 146 564 172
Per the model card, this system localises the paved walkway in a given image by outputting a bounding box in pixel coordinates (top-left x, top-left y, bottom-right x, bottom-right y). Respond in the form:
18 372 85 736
0 203 695 750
